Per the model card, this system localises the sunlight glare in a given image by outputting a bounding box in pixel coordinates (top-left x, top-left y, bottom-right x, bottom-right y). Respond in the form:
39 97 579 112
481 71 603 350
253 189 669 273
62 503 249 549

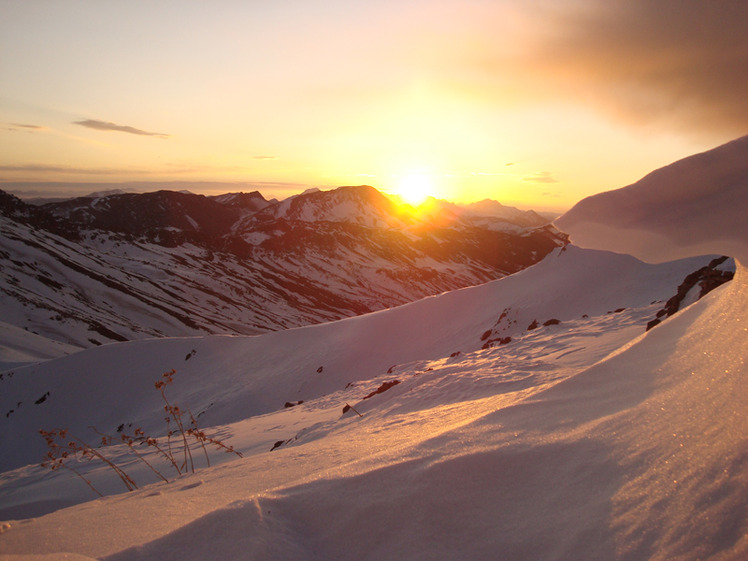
396 172 434 206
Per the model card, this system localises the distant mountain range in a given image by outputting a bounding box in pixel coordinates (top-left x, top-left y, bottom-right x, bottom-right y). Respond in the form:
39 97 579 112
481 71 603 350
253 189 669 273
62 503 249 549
0 185 565 357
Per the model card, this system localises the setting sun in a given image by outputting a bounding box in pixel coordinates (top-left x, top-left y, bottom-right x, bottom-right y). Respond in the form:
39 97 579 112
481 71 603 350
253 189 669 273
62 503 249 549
394 172 434 206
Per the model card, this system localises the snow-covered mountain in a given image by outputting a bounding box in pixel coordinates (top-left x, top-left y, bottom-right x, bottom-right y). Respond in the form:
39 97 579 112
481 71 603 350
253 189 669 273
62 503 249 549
0 186 564 365
556 134 748 264
0 135 746 561
460 198 550 228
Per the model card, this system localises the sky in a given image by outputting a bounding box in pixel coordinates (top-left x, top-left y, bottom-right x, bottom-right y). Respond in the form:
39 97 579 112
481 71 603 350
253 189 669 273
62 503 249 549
1 0 746 211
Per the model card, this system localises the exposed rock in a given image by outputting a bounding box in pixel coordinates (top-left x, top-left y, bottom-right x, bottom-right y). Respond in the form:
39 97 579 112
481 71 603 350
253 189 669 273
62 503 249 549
482 336 512 350
646 256 734 331
363 380 401 400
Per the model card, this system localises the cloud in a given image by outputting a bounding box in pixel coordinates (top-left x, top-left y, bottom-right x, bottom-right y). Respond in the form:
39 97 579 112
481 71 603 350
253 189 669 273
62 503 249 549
527 0 748 135
523 171 558 184
252 156 278 160
453 1 748 138
0 164 125 175
73 119 169 138
8 123 47 131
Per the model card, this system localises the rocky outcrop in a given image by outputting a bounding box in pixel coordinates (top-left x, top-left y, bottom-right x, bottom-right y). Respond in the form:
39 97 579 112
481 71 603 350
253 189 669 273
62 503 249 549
646 256 734 331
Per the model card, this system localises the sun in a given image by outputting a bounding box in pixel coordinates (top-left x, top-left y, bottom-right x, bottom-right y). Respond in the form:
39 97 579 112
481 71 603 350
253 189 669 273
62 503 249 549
394 172 434 206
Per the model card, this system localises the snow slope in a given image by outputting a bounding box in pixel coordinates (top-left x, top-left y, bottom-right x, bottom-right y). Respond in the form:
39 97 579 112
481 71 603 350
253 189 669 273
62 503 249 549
1 136 747 561
0 246 713 474
556 134 748 265
0 322 80 371
0 252 743 560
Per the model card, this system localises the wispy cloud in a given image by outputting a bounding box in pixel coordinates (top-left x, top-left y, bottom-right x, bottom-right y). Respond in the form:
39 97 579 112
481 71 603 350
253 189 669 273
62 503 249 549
0 164 144 175
523 171 558 184
73 119 170 138
8 123 47 131
252 155 278 160
0 162 277 179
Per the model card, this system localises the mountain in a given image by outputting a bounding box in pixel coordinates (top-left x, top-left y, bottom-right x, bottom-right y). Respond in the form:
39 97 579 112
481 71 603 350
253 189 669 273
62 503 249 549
40 190 242 243
0 186 565 362
556 134 748 264
461 198 550 228
0 136 745 560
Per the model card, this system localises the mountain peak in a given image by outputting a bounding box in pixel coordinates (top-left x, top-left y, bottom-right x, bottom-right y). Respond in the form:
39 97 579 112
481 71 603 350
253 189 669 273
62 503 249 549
245 184 404 228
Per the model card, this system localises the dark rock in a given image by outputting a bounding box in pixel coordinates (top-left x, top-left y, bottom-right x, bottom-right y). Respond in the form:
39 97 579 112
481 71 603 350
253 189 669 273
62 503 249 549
527 319 539 330
482 336 512 349
646 257 734 331
543 318 560 326
363 380 401 400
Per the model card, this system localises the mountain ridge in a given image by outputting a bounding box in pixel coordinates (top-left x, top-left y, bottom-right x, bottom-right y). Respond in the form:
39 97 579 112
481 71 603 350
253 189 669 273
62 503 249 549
0 185 564 359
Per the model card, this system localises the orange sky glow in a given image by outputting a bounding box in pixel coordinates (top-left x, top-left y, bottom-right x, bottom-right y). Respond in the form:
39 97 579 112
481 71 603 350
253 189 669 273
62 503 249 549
1 1 746 211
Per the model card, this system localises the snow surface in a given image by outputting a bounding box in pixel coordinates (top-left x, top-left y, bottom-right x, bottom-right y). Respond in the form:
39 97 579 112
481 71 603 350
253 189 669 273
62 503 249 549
0 322 81 371
1 137 747 560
